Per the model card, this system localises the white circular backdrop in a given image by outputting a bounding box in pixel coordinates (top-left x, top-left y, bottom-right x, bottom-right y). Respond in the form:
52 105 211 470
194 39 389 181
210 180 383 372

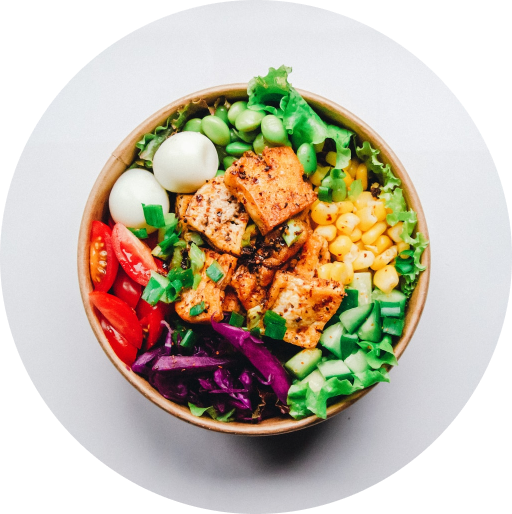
1 2 510 513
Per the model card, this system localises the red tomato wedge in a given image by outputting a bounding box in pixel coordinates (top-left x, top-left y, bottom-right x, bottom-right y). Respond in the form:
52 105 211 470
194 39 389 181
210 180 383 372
97 312 138 366
89 291 143 349
90 221 119 292
111 223 157 286
113 267 142 309
136 300 170 351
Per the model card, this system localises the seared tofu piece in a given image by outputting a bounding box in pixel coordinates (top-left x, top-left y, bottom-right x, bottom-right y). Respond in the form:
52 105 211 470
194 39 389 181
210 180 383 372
265 271 344 348
230 264 275 311
222 287 244 314
175 194 192 219
184 176 249 256
294 232 331 279
254 216 311 269
224 147 317 235
175 250 237 324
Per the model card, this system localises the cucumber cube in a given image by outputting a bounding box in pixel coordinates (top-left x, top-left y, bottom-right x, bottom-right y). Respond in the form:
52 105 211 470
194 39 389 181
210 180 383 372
317 359 352 380
285 348 323 380
357 302 382 343
372 289 407 315
339 303 373 334
382 317 405 336
319 322 344 358
349 272 372 305
340 331 359 360
344 349 370 374
300 369 326 393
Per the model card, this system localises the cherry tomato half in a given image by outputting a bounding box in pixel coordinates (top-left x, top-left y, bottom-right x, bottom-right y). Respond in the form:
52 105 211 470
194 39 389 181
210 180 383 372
111 223 157 286
89 291 143 349
136 299 170 351
90 221 119 292
113 267 142 309
97 312 138 367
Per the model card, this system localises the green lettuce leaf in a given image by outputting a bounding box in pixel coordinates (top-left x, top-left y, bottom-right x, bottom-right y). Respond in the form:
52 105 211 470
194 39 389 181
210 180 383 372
357 340 398 369
135 98 212 167
247 65 292 115
356 141 401 192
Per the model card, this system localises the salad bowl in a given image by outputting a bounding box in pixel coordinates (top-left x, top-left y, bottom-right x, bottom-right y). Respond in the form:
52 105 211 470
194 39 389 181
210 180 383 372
78 83 430 436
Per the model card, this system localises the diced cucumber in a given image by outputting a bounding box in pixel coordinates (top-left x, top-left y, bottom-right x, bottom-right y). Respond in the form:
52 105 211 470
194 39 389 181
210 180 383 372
380 302 403 318
317 359 352 380
339 303 373 334
357 302 382 343
300 369 326 393
340 331 359 360
382 317 405 336
372 289 407 316
285 348 323 380
325 289 359 329
344 349 370 374
349 272 372 305
319 322 344 358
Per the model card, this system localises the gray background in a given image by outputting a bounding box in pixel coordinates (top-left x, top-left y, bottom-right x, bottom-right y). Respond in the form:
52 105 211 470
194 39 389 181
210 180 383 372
1 2 510 513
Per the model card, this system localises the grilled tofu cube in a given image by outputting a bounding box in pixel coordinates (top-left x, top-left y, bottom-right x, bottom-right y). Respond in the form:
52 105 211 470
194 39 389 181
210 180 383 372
265 271 343 348
230 264 275 311
222 287 244 314
175 194 192 219
184 176 249 256
294 232 331 279
224 146 317 235
175 249 237 324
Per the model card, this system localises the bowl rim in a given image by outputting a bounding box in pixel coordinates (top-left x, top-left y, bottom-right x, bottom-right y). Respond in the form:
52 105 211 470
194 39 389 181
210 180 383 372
77 83 430 436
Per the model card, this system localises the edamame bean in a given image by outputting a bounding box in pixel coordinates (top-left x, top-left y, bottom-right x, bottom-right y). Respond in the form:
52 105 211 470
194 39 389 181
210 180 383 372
297 142 317 174
215 105 229 125
183 118 203 132
235 109 266 132
230 128 242 143
236 129 259 143
227 101 248 125
201 115 230 146
253 133 275 155
223 156 237 170
226 141 253 157
216 169 226 177
261 115 288 144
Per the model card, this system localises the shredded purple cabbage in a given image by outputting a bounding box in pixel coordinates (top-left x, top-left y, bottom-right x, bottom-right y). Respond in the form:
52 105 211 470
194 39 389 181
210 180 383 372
132 319 291 422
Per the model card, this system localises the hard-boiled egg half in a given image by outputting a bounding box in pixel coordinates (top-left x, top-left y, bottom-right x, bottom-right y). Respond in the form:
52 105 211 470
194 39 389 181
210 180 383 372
109 168 170 233
153 132 218 193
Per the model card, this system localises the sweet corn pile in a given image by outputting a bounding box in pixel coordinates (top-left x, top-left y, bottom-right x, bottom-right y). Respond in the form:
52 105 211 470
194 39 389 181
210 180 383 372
309 154 410 295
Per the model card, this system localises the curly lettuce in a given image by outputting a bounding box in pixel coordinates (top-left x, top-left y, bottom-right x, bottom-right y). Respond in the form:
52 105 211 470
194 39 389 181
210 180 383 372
248 65 354 169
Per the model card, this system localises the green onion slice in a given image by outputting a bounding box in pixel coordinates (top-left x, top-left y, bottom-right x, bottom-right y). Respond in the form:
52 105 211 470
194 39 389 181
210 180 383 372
189 301 206 317
264 310 286 326
142 204 166 228
229 311 245 328
128 227 148 239
206 261 225 283
318 186 333 203
265 322 287 340
180 329 197 349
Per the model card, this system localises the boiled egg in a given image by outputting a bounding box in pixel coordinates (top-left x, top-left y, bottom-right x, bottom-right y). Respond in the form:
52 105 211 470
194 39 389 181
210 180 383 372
153 131 218 193
109 168 170 233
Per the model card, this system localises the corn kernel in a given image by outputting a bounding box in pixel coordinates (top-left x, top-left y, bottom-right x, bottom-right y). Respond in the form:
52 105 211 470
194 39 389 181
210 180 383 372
344 159 359 179
329 235 353 260
343 172 354 188
365 245 379 255
353 250 375 271
311 202 339 225
335 213 360 235
387 222 404 243
318 263 334 280
335 261 354 285
349 227 362 242
371 246 398 271
374 235 393 254
397 241 411 256
361 222 387 245
325 151 337 167
337 201 355 215
355 240 365 251
357 206 378 231
310 199 321 211
372 200 387 221
355 163 368 190
343 243 359 264
310 165 331 186
314 224 337 242
373 265 399 294
354 191 374 210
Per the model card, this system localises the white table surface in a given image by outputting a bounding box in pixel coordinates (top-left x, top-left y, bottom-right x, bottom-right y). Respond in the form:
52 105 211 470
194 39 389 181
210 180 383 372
1 2 510 513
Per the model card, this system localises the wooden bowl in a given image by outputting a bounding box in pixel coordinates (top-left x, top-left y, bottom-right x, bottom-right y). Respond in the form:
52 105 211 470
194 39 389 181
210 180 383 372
77 84 430 436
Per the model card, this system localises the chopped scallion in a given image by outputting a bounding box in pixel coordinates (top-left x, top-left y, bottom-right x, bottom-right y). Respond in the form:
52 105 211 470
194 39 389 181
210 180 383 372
180 329 196 349
189 301 206 317
318 186 333 203
264 323 287 340
141 276 165 305
206 261 225 283
229 311 245 328
142 204 166 228
283 219 302 246
186 232 204 246
263 310 286 326
128 227 148 239
250 327 262 338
